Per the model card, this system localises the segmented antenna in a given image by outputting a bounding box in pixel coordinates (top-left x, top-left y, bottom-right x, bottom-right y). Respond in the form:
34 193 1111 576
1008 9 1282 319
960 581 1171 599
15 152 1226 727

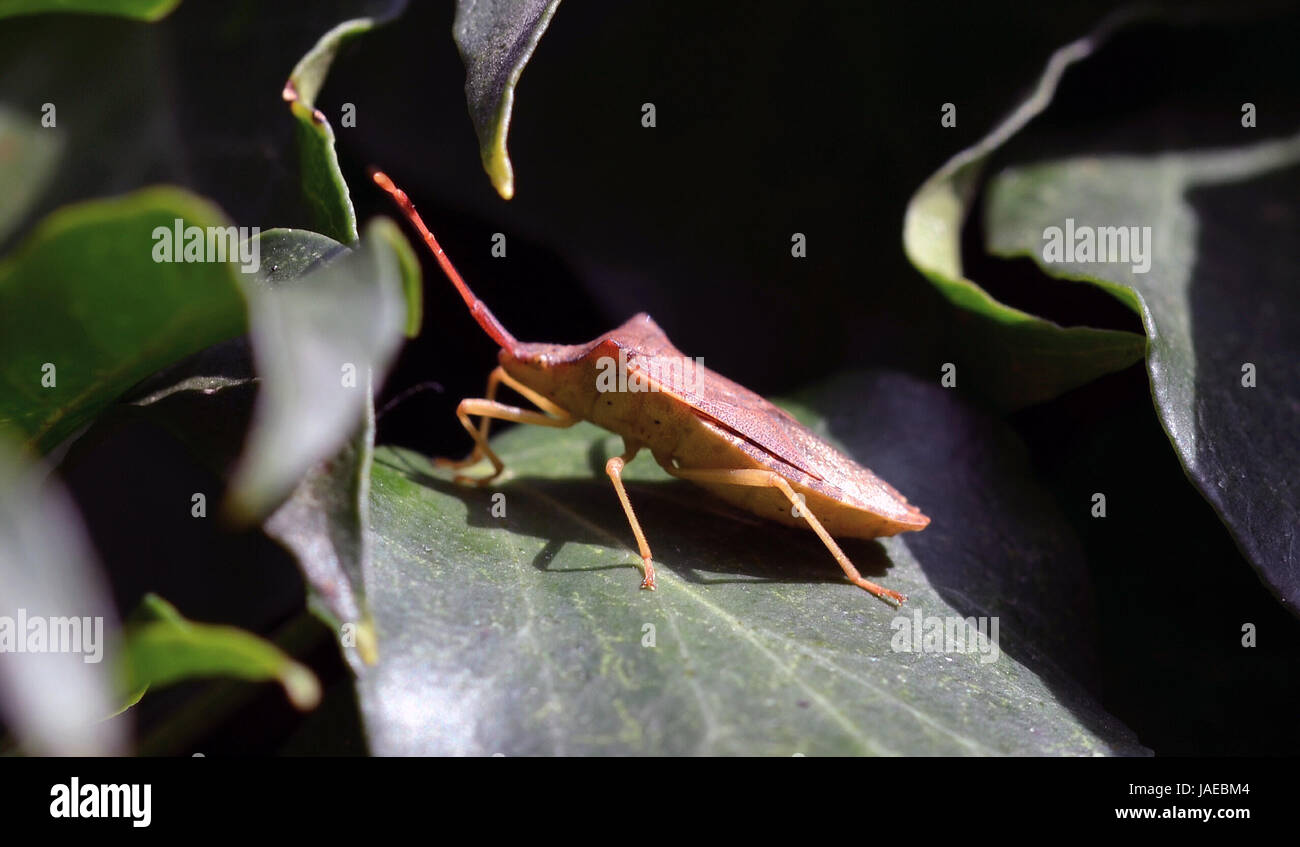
370 169 518 350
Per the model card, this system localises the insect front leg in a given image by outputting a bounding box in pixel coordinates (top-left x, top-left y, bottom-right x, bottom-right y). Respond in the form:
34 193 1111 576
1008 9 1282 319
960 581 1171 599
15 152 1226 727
436 367 507 469
603 439 657 590
438 367 574 470
443 394 575 486
657 464 906 606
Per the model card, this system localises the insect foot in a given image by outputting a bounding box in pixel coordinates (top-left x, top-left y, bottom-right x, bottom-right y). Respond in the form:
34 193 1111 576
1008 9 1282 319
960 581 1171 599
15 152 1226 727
640 556 657 591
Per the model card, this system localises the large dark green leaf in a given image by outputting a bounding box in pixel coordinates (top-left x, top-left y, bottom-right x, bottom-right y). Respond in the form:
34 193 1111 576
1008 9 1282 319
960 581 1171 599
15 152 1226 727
0 188 248 453
984 136 1300 611
902 18 1146 411
357 371 1146 755
453 0 562 199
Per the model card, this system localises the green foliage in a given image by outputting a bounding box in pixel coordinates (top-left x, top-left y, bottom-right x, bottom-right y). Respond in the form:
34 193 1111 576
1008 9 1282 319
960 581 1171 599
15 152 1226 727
985 137 1300 606
0 189 247 453
902 23 1146 411
0 0 178 21
357 373 1146 755
283 4 407 243
122 593 320 710
226 222 419 522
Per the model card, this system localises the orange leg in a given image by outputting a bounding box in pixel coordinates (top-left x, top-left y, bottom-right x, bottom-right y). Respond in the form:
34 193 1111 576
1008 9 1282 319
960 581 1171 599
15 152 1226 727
438 366 571 471
604 440 657 590
438 370 575 486
658 464 906 605
435 367 505 469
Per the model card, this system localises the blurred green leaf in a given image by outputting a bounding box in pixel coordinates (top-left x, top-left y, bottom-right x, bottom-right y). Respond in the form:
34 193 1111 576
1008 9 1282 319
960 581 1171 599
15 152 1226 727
122 593 320 711
0 104 63 244
0 0 179 20
226 222 419 522
0 432 124 755
283 1 408 243
454 0 561 199
902 19 1146 410
81 222 417 673
985 135 1300 611
0 188 248 453
222 224 418 670
357 371 1146 755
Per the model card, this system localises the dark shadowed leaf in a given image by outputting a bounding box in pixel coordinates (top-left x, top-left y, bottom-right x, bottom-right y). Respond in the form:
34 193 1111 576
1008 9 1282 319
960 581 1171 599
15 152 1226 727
453 0 561 199
985 135 1300 612
103 223 417 672
357 371 1147 755
120 350 383 675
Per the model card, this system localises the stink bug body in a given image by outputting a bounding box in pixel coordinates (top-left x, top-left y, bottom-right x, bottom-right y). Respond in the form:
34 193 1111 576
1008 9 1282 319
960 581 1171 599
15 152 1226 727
373 170 930 604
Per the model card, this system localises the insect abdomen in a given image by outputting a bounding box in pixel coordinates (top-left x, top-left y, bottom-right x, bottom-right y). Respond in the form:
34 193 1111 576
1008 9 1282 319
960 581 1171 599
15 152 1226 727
665 415 929 539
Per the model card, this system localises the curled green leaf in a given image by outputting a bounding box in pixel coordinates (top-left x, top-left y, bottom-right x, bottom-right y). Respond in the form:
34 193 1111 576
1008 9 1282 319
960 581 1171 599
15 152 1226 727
902 15 1146 410
282 2 409 244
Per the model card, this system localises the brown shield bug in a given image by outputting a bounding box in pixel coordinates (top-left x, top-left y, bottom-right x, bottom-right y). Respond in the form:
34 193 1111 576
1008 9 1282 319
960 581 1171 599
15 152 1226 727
373 170 929 604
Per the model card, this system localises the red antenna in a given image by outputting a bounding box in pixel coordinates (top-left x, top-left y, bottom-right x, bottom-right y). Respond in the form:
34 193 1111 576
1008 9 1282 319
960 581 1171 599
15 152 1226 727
371 169 518 351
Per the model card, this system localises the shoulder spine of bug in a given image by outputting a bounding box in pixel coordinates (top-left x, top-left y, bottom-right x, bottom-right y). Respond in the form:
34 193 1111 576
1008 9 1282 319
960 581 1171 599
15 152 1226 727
371 169 929 605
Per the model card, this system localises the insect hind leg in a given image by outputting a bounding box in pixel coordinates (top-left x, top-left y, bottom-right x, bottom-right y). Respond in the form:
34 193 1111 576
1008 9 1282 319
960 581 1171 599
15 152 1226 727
657 464 906 605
